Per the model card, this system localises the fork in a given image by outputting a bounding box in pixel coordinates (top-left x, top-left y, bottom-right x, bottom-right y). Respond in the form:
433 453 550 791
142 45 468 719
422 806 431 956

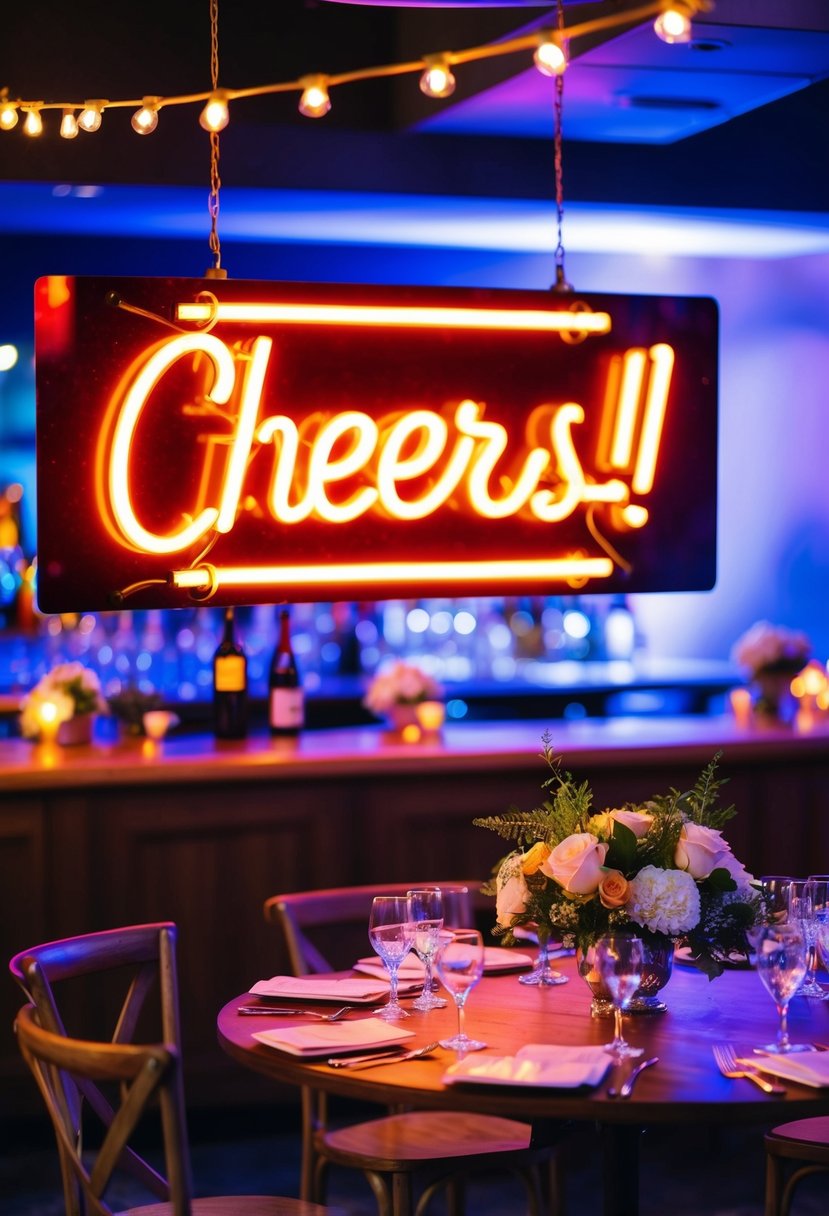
237 1005 353 1021
712 1044 786 1094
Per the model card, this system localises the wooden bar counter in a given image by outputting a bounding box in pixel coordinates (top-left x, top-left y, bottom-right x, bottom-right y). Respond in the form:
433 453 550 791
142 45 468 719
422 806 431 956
2 714 828 1119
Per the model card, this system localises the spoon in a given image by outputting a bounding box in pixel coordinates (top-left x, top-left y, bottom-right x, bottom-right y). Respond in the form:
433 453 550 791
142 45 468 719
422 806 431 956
328 1041 441 1069
607 1055 659 1099
237 1005 353 1021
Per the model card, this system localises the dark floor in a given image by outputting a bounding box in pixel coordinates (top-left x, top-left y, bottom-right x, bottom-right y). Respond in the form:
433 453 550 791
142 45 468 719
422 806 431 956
3 1100 829 1216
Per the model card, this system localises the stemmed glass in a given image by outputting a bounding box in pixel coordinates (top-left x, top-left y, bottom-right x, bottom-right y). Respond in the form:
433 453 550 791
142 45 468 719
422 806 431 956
407 887 447 1012
758 876 794 924
518 935 568 988
788 880 828 999
754 922 810 1053
594 934 645 1061
368 895 415 1022
436 928 487 1052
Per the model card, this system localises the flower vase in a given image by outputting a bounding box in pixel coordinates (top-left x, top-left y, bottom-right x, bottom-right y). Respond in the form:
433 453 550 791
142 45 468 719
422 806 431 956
386 704 420 732
751 670 796 723
577 937 674 1016
56 713 94 746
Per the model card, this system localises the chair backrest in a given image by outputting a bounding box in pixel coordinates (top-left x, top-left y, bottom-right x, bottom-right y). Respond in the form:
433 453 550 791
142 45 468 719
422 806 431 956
10 922 193 1216
263 883 484 976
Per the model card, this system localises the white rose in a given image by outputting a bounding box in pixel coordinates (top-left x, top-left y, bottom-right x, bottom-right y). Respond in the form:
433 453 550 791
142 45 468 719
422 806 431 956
495 856 530 928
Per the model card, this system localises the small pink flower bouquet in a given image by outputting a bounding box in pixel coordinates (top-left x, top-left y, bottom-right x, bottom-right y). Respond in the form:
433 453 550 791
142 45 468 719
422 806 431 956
731 620 810 678
362 660 441 715
476 735 761 979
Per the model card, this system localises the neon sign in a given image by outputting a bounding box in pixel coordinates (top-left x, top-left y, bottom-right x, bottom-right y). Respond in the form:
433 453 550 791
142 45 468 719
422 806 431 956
35 277 718 611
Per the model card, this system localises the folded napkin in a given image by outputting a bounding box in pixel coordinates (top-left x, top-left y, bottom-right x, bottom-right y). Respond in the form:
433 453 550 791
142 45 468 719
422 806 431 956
443 1043 611 1089
743 1051 829 1088
249 976 391 1003
353 947 534 981
252 1016 415 1058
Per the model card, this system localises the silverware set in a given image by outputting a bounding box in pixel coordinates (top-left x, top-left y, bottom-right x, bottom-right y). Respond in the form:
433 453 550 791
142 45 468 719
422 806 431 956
328 1041 441 1069
237 1004 353 1021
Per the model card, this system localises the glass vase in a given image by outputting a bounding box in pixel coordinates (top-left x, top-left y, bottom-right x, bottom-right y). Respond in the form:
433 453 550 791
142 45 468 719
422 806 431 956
577 937 673 1016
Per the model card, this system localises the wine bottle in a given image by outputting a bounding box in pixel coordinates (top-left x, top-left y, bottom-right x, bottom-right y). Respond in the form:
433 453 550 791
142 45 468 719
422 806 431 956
213 607 248 739
269 607 304 735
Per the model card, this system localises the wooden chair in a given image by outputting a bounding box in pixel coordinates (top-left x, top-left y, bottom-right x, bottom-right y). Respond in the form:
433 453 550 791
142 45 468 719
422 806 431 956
9 922 339 1216
765 1116 829 1216
263 884 564 1216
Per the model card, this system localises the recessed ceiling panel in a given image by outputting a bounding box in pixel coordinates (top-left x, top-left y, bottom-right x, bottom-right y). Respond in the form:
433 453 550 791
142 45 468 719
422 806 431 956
418 22 829 143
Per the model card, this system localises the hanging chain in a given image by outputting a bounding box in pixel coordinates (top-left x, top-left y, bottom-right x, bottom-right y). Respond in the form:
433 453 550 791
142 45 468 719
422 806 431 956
206 0 224 277
552 0 572 293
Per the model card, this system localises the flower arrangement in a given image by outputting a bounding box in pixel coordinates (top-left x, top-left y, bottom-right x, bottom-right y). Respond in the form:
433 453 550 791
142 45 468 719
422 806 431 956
362 660 441 715
19 661 108 739
731 620 810 678
476 736 761 980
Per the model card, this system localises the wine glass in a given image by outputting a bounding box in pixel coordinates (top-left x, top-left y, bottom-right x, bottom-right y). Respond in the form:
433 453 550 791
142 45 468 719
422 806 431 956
407 887 447 1011
754 922 810 1053
594 934 645 1061
368 895 415 1021
759 876 795 923
518 934 568 988
788 880 829 999
435 928 487 1052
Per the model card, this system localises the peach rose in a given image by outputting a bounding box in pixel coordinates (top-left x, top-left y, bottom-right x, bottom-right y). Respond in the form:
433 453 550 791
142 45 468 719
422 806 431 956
541 832 608 895
598 869 631 909
675 823 728 879
521 842 552 875
610 809 654 839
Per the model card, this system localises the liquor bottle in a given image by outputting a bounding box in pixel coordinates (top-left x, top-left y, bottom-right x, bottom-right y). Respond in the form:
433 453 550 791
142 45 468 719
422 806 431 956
213 607 248 739
269 607 304 735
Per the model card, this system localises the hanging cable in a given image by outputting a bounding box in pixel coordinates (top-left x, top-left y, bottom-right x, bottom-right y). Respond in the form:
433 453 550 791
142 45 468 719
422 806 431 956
205 0 226 279
551 0 572 294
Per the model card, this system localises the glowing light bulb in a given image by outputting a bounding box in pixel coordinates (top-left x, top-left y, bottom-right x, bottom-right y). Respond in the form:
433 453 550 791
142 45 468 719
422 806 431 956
534 34 568 77
60 109 79 139
131 98 159 135
654 5 693 43
78 102 104 133
23 107 43 137
0 344 18 371
298 75 331 119
199 92 229 132
420 56 456 99
0 101 19 131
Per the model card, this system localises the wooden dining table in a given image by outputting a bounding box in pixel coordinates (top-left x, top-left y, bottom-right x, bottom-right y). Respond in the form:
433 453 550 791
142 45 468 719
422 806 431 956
217 954 829 1216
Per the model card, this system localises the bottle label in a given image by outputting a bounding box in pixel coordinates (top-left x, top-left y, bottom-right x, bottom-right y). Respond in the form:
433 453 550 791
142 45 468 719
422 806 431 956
215 655 246 692
270 687 304 728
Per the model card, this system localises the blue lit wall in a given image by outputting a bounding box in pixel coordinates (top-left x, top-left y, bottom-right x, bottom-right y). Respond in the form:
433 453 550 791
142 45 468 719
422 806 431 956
1 228 827 667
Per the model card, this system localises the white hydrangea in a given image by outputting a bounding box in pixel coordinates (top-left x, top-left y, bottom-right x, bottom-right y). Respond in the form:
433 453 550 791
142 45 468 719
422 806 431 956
627 865 701 936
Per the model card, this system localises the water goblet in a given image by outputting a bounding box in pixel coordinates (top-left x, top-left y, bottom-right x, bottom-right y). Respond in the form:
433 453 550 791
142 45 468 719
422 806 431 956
788 880 828 999
594 934 645 1061
758 875 795 924
368 895 415 1021
407 887 447 1011
754 922 810 1053
436 928 487 1052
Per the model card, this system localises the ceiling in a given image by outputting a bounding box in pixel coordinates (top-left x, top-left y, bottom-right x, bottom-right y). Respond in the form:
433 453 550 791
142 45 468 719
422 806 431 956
0 0 828 253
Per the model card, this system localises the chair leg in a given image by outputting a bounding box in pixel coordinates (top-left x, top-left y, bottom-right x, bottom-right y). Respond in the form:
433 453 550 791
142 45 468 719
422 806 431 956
781 1165 829 1216
765 1152 784 1216
363 1168 394 1216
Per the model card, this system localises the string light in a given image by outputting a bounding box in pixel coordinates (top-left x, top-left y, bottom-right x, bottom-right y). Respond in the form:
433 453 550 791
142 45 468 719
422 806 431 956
533 32 568 78
78 101 105 132
0 0 710 138
298 75 331 119
59 108 79 139
654 2 694 44
199 90 229 132
131 96 160 135
22 106 43 137
419 55 456 99
0 95 18 130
